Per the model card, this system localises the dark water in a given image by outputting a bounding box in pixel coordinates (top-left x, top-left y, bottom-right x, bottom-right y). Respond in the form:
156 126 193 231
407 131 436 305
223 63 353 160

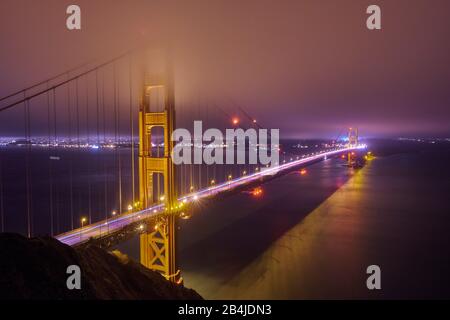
117 140 450 299
0 147 135 235
2 139 450 298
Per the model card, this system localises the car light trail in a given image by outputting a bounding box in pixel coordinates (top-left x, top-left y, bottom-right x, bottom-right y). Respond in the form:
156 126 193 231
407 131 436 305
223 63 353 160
56 145 365 246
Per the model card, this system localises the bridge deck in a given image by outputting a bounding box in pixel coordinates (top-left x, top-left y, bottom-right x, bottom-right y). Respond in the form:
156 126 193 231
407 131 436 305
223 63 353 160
56 146 364 246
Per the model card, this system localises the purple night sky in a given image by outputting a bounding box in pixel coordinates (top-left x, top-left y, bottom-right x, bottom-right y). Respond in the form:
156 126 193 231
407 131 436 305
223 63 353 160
0 0 449 138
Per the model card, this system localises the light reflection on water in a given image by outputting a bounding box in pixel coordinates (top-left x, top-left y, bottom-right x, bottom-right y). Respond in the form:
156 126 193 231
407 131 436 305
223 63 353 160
178 150 450 299
116 145 450 299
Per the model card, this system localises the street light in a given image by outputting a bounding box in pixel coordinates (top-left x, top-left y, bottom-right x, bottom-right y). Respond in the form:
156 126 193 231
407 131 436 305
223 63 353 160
127 204 133 211
80 217 87 240
107 210 116 234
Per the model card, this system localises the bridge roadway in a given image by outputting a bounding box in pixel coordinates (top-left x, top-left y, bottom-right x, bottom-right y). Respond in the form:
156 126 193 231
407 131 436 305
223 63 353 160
56 146 365 246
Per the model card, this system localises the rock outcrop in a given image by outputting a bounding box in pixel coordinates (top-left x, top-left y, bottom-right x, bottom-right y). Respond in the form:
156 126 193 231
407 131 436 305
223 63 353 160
0 233 202 300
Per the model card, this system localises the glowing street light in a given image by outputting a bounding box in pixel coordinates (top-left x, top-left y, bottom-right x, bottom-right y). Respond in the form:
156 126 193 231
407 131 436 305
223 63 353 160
180 212 191 220
111 210 117 217
232 117 239 125
80 217 87 240
210 179 216 186
127 204 133 211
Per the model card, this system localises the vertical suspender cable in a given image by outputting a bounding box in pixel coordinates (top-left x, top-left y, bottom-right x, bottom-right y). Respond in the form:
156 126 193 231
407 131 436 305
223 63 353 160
189 97 193 192
24 97 32 237
95 69 104 222
113 62 122 212
47 83 54 235
102 70 108 216
75 78 82 224
117 66 123 212
206 103 209 186
76 79 80 148
129 54 135 205
86 76 92 223
179 98 184 195
67 81 74 230
53 89 59 233
197 98 201 189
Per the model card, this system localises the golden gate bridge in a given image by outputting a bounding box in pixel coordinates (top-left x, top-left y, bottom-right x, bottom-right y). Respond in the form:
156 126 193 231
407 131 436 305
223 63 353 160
0 47 364 284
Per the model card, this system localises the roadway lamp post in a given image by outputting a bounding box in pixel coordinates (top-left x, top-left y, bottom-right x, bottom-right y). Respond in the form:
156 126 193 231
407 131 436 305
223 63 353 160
80 217 87 241
108 210 116 234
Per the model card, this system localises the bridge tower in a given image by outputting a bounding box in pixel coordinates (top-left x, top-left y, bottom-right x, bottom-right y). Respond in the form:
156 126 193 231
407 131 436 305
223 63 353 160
347 127 359 165
138 66 180 283
348 127 358 147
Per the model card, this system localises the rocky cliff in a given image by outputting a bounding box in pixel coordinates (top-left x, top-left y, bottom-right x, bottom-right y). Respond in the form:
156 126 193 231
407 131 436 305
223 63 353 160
0 233 202 300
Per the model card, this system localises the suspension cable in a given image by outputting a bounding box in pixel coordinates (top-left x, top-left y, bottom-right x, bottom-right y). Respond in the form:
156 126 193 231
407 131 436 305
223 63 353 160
0 51 132 113
0 60 94 103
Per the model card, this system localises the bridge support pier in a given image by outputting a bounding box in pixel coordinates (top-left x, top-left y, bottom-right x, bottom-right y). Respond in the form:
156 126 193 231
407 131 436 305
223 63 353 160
140 215 177 280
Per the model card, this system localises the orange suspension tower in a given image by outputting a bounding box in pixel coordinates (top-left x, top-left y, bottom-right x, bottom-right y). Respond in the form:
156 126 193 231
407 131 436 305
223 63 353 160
138 56 180 283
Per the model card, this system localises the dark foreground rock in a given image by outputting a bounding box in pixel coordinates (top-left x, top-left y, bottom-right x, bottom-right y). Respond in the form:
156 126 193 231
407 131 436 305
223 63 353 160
0 233 202 300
